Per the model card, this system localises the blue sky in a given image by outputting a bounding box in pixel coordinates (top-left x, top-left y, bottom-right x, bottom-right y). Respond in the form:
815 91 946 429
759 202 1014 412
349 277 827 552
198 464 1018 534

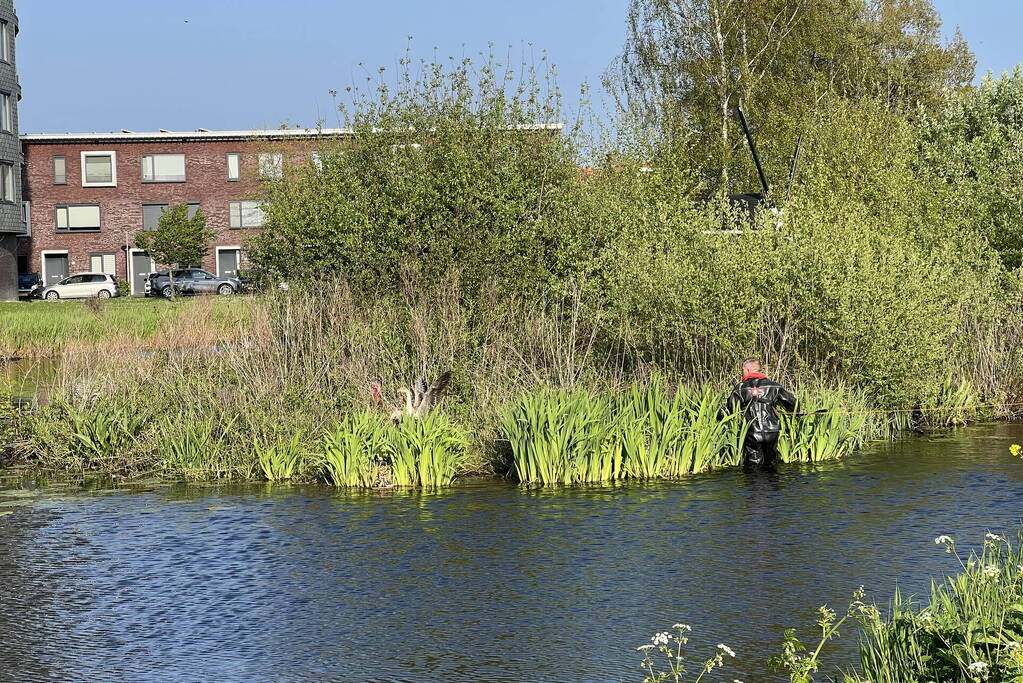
16 1 1023 134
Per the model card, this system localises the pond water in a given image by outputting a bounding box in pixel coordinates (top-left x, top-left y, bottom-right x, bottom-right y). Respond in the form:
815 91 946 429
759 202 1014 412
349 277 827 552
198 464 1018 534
1 424 1022 682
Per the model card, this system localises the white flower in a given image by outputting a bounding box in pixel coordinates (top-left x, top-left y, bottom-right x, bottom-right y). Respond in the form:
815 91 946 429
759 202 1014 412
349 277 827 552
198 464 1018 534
1006 641 1022 650
967 661 989 672
717 643 736 658
919 609 933 622
672 623 692 631
637 644 655 652
935 535 954 545
652 632 671 646
985 532 1005 542
983 564 1001 578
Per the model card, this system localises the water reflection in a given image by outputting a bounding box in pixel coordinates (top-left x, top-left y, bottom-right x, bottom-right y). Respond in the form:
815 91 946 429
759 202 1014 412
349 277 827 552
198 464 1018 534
1 424 1023 681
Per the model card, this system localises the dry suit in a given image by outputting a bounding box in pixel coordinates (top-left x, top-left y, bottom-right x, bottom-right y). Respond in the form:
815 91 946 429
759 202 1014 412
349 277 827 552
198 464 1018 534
723 372 797 469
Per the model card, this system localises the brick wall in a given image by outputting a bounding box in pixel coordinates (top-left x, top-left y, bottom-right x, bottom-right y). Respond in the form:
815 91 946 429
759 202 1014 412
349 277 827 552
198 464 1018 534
22 135 320 288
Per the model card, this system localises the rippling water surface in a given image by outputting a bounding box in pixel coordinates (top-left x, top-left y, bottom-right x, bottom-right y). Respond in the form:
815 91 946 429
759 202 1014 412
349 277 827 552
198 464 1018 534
2 424 1023 682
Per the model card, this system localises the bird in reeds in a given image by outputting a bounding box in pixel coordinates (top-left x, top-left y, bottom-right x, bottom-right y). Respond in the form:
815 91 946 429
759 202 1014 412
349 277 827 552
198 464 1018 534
371 371 453 423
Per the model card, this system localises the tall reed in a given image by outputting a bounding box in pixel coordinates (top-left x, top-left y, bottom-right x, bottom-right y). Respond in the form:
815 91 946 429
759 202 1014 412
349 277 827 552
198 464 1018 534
320 410 388 488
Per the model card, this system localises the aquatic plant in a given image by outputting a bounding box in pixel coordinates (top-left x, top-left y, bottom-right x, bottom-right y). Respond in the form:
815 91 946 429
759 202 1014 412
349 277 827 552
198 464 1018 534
636 622 739 683
320 410 388 488
255 434 304 482
389 412 468 488
772 529 1023 682
157 412 237 480
501 388 609 485
63 399 148 469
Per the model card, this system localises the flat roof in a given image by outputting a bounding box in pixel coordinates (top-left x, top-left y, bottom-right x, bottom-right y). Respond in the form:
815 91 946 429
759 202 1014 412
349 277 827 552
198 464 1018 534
20 123 565 145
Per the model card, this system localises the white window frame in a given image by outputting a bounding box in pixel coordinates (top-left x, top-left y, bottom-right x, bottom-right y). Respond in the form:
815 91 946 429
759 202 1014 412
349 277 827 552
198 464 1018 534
141 154 186 183
227 153 241 181
53 155 67 185
215 246 243 277
229 200 264 229
55 204 102 232
90 252 118 276
128 248 155 296
81 151 117 187
0 162 14 201
40 250 70 287
0 92 12 133
0 22 9 63
258 152 283 180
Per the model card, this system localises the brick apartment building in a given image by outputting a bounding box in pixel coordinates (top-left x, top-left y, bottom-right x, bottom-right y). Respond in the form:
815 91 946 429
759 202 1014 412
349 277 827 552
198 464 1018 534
18 128 345 295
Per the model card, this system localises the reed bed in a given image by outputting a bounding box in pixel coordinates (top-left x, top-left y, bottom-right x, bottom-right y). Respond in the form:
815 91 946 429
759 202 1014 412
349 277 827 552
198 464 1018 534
1 283 993 487
500 380 885 486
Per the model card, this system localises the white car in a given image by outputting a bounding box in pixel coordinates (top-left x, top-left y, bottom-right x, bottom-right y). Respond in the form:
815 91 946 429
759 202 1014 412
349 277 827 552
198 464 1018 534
41 273 120 300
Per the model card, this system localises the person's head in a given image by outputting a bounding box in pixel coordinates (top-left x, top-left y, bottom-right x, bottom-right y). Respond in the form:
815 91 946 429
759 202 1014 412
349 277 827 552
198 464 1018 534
741 357 763 376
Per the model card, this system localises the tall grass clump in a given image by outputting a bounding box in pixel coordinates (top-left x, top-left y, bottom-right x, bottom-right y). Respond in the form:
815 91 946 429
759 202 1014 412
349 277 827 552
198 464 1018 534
320 411 388 488
389 412 468 488
256 434 304 482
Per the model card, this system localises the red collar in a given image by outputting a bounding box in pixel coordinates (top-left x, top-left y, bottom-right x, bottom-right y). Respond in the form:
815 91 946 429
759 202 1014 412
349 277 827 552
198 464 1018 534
742 372 768 382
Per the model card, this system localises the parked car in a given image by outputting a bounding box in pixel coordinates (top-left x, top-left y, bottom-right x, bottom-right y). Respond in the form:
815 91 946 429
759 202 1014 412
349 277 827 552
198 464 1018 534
18 272 41 299
145 269 241 298
40 273 120 300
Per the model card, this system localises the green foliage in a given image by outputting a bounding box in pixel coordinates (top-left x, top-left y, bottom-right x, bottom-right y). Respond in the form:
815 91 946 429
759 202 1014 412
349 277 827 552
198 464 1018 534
321 410 387 488
135 203 215 299
918 68 1023 269
62 399 147 469
775 530 1023 683
609 0 975 193
255 434 304 482
250 47 583 296
389 412 468 488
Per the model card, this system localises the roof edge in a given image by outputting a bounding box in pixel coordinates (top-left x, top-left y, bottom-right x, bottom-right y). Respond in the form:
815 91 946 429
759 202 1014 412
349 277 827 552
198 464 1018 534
20 123 565 145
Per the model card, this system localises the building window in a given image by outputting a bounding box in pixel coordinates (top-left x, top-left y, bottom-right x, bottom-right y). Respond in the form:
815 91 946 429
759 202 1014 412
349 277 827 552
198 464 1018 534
0 22 9 63
81 151 116 187
0 163 13 201
142 202 200 231
19 200 29 236
0 93 12 133
141 154 186 183
258 152 283 179
55 204 101 232
90 253 117 275
229 200 264 229
227 153 240 181
53 156 67 184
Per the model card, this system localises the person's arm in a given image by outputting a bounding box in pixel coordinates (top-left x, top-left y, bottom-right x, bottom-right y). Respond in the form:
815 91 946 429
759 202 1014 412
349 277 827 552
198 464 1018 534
720 387 740 419
778 386 797 413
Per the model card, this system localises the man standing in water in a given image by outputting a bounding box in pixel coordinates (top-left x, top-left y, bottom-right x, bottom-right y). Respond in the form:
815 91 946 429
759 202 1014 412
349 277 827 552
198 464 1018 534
723 358 797 470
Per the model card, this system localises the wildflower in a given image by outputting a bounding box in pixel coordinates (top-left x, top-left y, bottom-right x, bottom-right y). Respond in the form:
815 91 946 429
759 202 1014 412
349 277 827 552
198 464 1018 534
983 564 1001 578
1006 641 1022 650
985 532 1005 543
672 623 692 631
717 644 737 658
637 645 655 652
1010 444 1021 457
919 609 933 622
967 661 989 673
935 535 955 553
652 632 671 646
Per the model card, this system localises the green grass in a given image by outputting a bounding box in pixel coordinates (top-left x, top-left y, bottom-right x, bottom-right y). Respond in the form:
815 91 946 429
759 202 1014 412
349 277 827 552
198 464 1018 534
0 296 251 356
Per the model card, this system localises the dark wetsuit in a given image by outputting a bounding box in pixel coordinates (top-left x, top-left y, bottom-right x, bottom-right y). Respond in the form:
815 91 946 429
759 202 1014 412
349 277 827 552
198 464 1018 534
723 373 797 469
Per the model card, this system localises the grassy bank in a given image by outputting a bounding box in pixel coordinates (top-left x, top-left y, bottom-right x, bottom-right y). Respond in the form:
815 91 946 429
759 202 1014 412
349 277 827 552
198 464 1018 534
0 296 252 358
0 284 992 487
